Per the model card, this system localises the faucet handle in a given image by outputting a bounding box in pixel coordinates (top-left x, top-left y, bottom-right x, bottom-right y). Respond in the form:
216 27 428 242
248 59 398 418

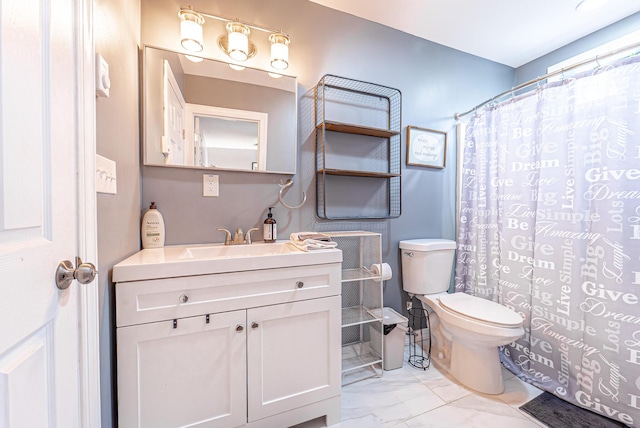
245 228 259 244
234 228 244 244
216 228 232 245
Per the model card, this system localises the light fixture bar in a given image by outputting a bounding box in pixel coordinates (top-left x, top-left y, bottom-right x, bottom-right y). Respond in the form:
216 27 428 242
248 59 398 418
187 9 289 38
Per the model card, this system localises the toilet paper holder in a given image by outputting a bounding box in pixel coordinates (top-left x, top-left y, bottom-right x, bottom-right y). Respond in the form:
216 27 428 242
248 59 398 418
366 263 393 281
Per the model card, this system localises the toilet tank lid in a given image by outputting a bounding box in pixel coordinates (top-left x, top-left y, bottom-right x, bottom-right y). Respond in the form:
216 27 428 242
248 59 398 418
399 239 456 251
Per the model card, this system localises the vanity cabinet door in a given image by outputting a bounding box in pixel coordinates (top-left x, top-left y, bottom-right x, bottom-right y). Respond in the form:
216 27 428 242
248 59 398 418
246 296 341 422
116 311 246 428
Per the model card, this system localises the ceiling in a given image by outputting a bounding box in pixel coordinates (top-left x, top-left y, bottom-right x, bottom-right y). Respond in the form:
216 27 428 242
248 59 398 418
308 0 640 67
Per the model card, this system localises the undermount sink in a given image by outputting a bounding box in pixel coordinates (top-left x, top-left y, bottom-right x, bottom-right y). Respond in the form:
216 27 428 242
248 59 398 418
179 242 298 259
113 240 342 282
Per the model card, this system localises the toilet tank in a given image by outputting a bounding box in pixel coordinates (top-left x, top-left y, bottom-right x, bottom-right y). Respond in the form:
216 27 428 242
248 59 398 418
399 239 456 295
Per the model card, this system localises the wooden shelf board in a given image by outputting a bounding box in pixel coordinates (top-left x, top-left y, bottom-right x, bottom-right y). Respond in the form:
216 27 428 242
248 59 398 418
317 169 400 178
317 121 400 138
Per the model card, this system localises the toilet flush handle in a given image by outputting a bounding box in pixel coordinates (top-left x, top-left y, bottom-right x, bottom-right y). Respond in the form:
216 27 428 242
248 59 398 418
404 251 414 257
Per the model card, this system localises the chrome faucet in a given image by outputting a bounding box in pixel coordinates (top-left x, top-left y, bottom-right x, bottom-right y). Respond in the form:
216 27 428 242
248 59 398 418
217 227 259 245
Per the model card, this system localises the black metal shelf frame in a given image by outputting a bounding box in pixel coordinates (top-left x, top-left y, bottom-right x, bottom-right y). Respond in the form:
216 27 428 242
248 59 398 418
315 74 402 220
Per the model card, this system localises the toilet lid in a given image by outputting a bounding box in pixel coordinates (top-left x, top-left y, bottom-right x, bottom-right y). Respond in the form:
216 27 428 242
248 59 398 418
438 293 523 327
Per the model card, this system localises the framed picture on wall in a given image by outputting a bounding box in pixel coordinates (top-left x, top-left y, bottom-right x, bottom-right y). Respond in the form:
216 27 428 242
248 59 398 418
406 126 447 168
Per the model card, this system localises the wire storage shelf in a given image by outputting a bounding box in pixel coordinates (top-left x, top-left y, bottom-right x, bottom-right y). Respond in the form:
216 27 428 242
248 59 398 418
325 231 384 384
315 75 402 220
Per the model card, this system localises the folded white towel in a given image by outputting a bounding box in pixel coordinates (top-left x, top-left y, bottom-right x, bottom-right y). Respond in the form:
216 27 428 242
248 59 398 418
290 232 332 242
289 238 338 252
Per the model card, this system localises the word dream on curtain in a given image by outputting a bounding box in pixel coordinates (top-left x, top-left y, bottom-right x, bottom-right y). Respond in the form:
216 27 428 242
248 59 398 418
455 56 640 426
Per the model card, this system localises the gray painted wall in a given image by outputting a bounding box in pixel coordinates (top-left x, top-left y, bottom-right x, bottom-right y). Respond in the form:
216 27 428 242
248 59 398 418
94 0 141 425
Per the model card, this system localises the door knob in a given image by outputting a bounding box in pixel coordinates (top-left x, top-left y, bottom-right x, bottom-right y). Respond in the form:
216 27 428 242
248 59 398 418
56 257 98 290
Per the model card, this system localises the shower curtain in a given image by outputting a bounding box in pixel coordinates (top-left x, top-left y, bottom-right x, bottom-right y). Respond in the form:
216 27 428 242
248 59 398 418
455 56 640 426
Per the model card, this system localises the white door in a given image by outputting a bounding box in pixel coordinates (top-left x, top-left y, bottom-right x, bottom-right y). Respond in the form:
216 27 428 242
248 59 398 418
163 60 188 166
0 0 99 427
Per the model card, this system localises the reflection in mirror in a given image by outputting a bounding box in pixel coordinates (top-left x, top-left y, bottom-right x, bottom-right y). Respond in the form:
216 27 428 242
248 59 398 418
143 46 297 173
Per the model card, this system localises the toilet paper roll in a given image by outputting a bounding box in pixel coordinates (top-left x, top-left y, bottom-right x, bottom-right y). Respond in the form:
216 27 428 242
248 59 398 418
370 263 392 282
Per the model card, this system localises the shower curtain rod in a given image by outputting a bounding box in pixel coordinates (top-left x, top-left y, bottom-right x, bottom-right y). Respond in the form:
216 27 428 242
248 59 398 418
454 40 640 120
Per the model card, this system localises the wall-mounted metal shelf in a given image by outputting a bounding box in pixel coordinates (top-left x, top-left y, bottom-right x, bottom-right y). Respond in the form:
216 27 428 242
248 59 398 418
316 121 401 138
315 75 402 220
317 169 401 179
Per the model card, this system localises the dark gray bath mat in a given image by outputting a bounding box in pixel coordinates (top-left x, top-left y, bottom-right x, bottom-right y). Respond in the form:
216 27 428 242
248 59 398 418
520 392 628 428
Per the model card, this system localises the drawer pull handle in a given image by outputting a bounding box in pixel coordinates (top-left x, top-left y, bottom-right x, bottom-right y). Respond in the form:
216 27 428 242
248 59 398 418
296 281 304 288
236 325 244 332
252 322 259 329
173 319 177 329
205 314 210 324
179 294 189 303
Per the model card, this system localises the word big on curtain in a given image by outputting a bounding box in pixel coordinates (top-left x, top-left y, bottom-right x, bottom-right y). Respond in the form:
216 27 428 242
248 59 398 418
456 56 640 426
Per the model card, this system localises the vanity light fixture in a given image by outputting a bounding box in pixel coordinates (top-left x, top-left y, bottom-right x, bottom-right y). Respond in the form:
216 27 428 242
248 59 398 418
178 7 291 71
178 9 205 52
228 63 246 71
222 22 254 61
269 33 290 70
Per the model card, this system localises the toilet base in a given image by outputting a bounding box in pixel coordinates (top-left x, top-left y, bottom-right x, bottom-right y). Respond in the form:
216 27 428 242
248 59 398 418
450 339 504 394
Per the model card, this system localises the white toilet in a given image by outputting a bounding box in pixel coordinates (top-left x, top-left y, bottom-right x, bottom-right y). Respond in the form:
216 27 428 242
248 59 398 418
399 239 524 394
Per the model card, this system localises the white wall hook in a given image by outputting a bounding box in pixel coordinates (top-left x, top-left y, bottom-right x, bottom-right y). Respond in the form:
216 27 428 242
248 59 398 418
278 179 306 209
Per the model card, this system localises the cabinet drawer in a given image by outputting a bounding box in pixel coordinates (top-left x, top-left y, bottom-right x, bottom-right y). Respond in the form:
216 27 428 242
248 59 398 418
116 263 341 327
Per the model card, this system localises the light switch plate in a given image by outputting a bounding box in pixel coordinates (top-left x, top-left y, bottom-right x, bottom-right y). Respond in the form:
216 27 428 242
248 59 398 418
96 154 117 194
203 174 219 197
96 53 110 98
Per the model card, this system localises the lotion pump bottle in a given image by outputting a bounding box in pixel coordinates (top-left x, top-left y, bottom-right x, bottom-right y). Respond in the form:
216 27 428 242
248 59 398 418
263 207 277 243
141 202 165 248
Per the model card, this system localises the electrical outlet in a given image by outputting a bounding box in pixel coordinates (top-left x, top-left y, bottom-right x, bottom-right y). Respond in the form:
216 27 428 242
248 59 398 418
203 174 219 197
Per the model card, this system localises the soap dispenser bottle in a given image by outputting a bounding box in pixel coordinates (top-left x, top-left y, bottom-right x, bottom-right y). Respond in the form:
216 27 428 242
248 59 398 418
263 207 277 243
141 202 165 248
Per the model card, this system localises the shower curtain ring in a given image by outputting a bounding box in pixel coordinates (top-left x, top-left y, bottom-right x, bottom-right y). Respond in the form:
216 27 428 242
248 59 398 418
595 55 601 67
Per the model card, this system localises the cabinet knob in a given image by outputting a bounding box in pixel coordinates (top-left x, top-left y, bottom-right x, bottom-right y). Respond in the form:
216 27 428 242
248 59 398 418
252 322 259 329
236 325 244 332
179 294 189 303
296 281 304 288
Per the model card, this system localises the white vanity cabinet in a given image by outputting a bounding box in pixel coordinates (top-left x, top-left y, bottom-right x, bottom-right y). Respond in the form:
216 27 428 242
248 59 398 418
117 310 247 428
113 244 342 428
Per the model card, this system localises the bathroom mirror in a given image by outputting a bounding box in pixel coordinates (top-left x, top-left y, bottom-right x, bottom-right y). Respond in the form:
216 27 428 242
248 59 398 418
143 46 297 173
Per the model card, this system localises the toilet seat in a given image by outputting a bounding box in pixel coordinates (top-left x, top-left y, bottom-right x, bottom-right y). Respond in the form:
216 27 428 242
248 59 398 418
437 293 523 328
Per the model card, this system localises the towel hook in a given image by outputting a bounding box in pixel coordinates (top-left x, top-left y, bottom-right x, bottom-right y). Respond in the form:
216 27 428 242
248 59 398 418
278 179 306 209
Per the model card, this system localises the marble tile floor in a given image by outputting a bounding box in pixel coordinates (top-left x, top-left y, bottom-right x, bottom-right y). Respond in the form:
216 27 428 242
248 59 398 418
295 344 547 428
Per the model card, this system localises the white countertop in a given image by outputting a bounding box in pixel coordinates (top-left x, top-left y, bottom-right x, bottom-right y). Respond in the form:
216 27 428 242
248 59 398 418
112 241 342 282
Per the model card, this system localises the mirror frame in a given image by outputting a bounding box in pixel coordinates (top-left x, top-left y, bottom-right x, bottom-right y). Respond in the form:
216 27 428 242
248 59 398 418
142 45 298 174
